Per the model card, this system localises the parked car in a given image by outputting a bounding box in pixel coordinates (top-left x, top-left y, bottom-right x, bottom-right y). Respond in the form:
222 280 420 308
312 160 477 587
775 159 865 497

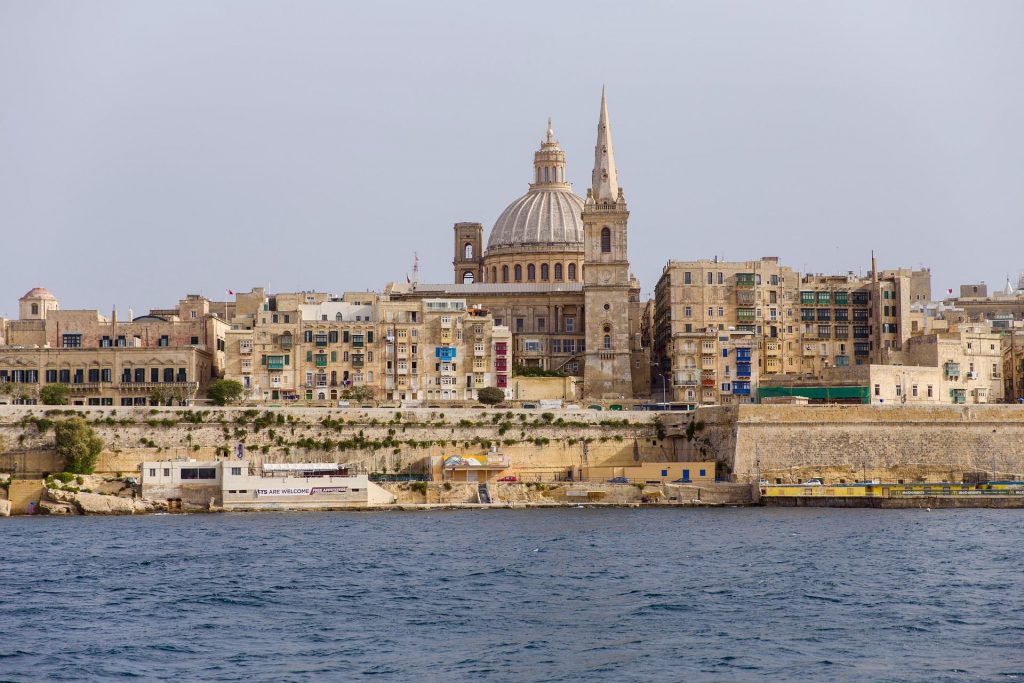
671 477 692 484
802 478 824 486
496 475 518 483
607 476 630 484
758 479 770 486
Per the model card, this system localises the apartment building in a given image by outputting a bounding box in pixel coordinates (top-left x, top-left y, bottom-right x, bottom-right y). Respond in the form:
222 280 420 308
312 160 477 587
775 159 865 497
653 257 931 405
223 291 508 404
0 288 223 405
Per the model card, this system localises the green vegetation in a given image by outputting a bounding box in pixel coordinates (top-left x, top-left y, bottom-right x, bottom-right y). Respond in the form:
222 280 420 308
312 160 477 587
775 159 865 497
39 383 71 405
341 385 375 402
512 366 565 377
477 386 505 405
207 379 244 406
55 417 104 474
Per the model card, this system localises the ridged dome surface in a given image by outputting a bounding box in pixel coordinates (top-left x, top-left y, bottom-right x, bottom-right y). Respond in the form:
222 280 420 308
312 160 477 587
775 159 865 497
20 287 56 300
487 189 585 251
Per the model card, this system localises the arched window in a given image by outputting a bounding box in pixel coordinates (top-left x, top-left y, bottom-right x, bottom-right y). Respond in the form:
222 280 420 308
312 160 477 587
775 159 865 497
568 263 577 281
463 271 475 284
502 265 509 282
464 243 473 260
554 263 563 280
514 265 522 282
491 267 497 283
536 167 541 184
603 335 611 349
540 264 549 281
527 264 535 281
544 167 549 183
335 312 343 321
601 227 611 253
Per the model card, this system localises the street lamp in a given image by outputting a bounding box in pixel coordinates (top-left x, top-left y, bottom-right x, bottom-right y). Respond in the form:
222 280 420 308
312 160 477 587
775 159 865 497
651 361 668 406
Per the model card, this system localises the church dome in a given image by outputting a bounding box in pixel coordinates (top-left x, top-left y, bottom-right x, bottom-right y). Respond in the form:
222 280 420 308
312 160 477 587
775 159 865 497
486 120 585 252
20 287 56 301
487 189 585 251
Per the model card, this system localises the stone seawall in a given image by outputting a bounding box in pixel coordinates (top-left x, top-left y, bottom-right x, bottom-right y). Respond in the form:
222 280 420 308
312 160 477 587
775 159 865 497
0 406 664 478
691 404 1024 483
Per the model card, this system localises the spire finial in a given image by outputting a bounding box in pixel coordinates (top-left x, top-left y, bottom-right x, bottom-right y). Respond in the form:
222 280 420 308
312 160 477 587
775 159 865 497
546 117 554 142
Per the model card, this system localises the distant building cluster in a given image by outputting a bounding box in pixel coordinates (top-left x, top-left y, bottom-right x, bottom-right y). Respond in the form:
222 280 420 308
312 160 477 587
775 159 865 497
2 91 1024 407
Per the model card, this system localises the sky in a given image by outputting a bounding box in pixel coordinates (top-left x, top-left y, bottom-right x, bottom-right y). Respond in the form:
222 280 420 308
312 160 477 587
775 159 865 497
2 0 1023 316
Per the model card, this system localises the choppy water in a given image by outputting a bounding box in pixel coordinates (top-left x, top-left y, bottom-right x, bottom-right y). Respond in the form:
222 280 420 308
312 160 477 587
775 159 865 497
2 508 1024 682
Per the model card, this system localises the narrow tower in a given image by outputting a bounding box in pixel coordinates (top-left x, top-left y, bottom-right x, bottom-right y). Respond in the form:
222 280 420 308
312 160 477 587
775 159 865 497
582 88 635 398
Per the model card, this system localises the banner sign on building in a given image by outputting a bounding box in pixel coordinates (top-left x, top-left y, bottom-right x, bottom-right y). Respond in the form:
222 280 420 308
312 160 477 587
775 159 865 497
256 486 349 497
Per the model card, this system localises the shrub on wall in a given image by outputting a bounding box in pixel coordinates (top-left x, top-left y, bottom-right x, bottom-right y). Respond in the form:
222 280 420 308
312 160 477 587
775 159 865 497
54 417 104 474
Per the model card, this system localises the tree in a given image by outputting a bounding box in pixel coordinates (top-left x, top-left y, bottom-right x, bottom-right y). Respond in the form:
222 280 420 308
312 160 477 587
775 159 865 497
341 385 375 402
55 417 104 474
207 379 244 406
40 383 71 405
477 386 505 405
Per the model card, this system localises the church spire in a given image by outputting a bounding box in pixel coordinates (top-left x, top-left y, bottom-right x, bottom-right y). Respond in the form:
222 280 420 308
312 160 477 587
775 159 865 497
591 86 620 203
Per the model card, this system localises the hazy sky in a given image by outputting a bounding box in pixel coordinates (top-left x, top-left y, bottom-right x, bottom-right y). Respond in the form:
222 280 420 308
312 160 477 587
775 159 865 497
2 1 1023 316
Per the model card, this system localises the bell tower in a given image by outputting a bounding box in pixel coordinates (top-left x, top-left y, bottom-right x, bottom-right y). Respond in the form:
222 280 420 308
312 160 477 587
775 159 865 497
453 222 483 284
582 89 634 399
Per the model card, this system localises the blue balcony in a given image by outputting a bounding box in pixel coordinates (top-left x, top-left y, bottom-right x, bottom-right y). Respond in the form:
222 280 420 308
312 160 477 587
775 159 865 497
736 363 752 378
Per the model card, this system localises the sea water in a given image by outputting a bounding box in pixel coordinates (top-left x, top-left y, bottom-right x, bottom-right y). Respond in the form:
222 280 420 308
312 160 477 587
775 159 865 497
2 508 1023 682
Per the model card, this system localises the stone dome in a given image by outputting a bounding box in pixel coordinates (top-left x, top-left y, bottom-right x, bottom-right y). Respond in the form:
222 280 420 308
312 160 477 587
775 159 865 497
485 121 587 253
20 287 56 301
487 189 585 251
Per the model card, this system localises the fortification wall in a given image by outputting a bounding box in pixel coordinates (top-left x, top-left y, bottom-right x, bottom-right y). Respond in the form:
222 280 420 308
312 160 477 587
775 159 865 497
0 406 664 477
694 404 1024 483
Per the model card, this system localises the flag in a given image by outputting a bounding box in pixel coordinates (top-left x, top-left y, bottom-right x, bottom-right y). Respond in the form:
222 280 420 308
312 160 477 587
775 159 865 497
227 289 235 296
406 274 411 284
946 288 953 295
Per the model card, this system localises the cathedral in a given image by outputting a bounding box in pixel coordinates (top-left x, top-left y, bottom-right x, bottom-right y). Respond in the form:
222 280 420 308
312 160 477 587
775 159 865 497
388 90 647 399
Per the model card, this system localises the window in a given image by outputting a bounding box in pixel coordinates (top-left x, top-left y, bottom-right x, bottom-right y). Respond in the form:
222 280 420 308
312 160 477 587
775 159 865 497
707 272 713 285
895 385 902 397
62 334 82 348
717 307 724 317
537 318 546 332
554 263 563 280
540 264 549 281
564 317 575 333
927 385 933 398
600 227 611 253
180 467 217 480
31 303 38 315
515 318 524 332
527 264 535 281
464 242 473 259
603 335 611 349
684 306 692 317
231 467 241 476
568 263 577 281
912 385 918 397
514 265 522 282
684 271 692 285
502 265 509 282
874 384 880 396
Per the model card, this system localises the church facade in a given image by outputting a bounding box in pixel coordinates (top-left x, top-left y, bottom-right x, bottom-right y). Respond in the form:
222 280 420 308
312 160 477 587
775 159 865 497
387 90 647 399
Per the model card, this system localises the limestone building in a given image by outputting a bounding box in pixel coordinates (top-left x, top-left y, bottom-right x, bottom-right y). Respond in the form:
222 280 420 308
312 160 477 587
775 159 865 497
0 288 224 405
653 256 931 406
390 90 644 399
220 287 510 404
